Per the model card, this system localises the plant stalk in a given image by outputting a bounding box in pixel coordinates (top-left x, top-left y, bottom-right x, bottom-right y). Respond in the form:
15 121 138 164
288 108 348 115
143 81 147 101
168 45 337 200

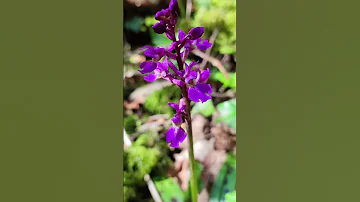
175 44 198 202
184 96 198 202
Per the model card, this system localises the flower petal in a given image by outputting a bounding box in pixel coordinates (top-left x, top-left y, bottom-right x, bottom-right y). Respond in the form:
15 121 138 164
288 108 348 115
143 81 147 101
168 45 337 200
170 141 180 148
166 31 176 41
141 45 153 50
188 87 204 102
139 61 157 74
198 68 211 83
144 74 157 82
175 127 187 144
165 127 175 143
179 98 186 111
185 70 197 83
171 114 182 126
144 48 157 59
178 29 186 41
171 79 185 87
196 83 212 94
188 86 211 103
168 102 179 111
196 39 212 51
168 42 178 52
184 61 197 77
189 61 198 69
168 61 182 76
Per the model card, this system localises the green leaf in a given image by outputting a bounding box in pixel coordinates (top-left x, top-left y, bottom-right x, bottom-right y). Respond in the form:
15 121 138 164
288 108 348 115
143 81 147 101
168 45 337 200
219 46 236 54
224 191 236 202
211 72 236 91
209 154 236 202
194 0 211 8
184 161 203 202
191 99 215 117
124 114 138 134
215 99 236 130
154 177 185 202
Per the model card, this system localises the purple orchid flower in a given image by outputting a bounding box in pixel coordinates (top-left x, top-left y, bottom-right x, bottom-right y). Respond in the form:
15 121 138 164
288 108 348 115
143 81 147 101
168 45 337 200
165 126 186 148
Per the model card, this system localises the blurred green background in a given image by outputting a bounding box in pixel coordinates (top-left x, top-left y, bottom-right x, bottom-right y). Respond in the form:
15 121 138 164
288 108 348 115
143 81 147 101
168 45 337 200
123 0 236 201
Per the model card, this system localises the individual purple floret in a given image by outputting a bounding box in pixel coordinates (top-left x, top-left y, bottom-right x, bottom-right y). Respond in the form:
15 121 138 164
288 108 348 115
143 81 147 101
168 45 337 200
139 0 213 148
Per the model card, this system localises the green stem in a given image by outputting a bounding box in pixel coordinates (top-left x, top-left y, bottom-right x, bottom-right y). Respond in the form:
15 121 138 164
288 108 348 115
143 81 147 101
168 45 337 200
174 44 198 202
184 96 198 202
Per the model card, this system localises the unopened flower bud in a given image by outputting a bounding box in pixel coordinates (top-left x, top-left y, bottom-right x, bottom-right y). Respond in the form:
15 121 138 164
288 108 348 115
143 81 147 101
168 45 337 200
152 22 166 34
188 27 204 40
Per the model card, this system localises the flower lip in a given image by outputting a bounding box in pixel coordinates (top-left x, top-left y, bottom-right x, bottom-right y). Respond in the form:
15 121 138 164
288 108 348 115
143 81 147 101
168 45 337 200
139 61 157 74
188 84 212 103
143 47 165 60
196 39 212 51
144 74 157 82
166 126 187 148
197 68 211 83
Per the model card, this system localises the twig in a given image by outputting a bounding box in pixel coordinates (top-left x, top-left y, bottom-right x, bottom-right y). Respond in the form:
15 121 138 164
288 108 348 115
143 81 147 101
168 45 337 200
211 90 235 98
144 174 163 202
192 49 229 78
124 129 132 147
199 29 219 69
221 54 230 64
186 0 192 22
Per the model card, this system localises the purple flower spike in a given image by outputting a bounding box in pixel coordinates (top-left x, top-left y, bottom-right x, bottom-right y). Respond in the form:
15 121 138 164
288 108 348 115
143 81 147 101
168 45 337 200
166 127 187 148
139 0 213 148
188 27 205 40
